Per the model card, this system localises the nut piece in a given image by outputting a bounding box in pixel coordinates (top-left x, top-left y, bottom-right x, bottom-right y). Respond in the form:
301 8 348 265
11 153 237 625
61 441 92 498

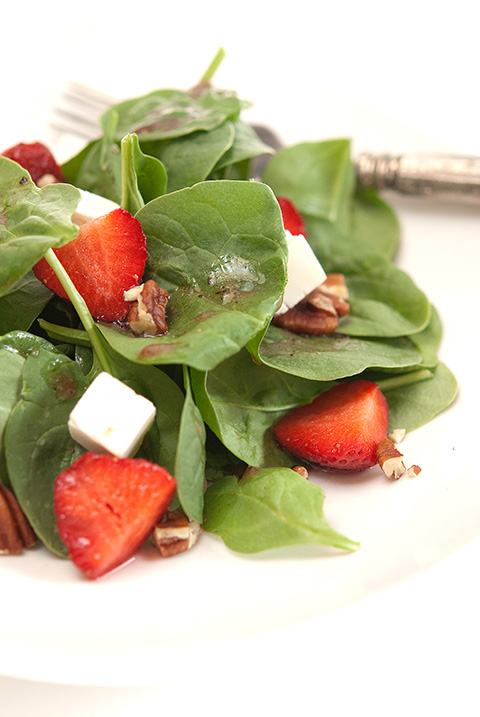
152 509 201 558
376 438 406 480
273 274 350 336
320 273 349 300
388 428 406 444
407 464 422 478
125 279 169 336
0 482 37 555
291 465 309 479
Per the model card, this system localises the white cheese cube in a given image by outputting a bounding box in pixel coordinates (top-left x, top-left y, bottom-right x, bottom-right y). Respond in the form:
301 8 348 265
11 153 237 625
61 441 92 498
74 189 120 222
276 231 327 315
68 372 156 458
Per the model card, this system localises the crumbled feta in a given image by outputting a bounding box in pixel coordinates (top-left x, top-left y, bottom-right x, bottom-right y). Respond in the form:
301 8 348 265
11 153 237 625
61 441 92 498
68 372 156 458
276 230 327 315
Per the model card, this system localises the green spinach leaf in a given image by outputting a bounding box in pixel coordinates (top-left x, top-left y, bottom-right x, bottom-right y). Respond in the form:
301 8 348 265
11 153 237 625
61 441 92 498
203 468 358 553
0 158 80 296
252 325 422 380
98 180 287 371
173 368 206 522
191 349 329 467
4 345 88 555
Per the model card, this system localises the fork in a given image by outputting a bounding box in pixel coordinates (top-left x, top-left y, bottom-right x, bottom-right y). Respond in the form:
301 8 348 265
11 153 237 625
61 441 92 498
51 81 480 206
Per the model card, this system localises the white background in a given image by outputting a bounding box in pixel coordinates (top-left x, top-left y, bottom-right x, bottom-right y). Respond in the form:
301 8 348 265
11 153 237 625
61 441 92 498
1 1 479 715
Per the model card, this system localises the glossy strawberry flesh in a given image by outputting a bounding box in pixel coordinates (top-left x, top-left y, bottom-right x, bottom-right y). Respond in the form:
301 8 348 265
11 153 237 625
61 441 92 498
34 208 148 322
2 141 66 184
54 452 177 579
274 380 389 471
277 196 306 236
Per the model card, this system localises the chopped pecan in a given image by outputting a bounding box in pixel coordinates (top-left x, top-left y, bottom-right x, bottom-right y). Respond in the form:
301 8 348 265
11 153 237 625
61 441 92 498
376 438 406 480
273 274 350 336
291 465 309 479
407 464 422 478
152 509 201 558
124 279 169 336
0 482 37 555
320 273 349 300
388 428 406 444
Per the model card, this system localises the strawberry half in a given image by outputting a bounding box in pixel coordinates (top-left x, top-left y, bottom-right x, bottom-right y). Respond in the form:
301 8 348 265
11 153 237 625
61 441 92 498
1 141 66 184
34 208 148 322
54 452 177 579
274 380 389 471
277 196 306 237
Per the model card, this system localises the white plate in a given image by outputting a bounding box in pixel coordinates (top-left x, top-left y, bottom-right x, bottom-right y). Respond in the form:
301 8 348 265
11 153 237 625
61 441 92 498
1 186 478 687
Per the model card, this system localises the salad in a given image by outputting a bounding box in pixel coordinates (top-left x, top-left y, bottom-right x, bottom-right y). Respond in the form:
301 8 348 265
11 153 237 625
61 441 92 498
0 51 457 579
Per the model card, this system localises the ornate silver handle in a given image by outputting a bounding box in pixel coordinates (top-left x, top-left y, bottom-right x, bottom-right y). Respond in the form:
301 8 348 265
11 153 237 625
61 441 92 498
356 153 480 204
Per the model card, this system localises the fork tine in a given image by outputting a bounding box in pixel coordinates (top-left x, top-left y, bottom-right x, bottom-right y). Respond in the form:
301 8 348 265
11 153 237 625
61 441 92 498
50 81 118 140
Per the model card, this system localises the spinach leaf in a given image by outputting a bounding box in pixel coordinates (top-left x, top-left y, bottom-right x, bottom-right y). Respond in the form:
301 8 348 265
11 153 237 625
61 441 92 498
262 139 354 222
211 121 276 174
0 332 57 487
4 345 88 556
109 86 249 143
191 349 329 467
154 121 235 192
120 133 167 213
252 325 422 381
203 468 358 553
0 158 80 296
347 187 400 259
303 218 430 337
0 271 52 333
173 368 206 522
383 362 458 432
98 180 287 371
262 139 399 259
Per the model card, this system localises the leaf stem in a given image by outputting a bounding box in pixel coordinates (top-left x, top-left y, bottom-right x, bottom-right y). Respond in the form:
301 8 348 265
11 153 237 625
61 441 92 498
377 368 433 392
120 134 144 213
200 48 226 83
44 248 113 374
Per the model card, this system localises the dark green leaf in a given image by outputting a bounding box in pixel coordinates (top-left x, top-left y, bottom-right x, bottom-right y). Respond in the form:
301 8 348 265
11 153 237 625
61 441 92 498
98 180 287 370
253 325 422 380
0 158 80 296
173 368 206 522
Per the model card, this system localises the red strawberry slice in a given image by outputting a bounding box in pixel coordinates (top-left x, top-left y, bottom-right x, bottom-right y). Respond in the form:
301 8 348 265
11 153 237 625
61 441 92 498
277 196 306 237
54 452 177 579
34 208 148 322
274 380 389 471
2 141 66 184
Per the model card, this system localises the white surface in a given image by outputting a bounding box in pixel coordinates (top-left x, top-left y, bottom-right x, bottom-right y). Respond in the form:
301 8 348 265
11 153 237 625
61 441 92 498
1 1 479 714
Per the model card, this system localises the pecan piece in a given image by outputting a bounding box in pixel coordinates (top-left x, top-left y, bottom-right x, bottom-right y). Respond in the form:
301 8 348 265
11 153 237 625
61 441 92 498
0 482 37 555
273 274 350 336
124 279 169 336
320 273 349 300
376 438 406 480
152 509 201 558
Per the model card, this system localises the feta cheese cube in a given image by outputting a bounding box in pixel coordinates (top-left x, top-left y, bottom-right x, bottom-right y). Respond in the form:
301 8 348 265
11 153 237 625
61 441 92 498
276 230 327 315
68 372 156 458
74 189 120 223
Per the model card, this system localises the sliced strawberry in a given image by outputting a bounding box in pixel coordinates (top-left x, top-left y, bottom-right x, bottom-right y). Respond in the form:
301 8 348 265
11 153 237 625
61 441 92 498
33 208 148 322
277 196 306 237
274 380 389 471
1 141 65 184
54 452 177 579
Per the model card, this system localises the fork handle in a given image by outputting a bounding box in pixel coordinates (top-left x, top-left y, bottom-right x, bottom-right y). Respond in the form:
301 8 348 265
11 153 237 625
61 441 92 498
356 153 480 204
